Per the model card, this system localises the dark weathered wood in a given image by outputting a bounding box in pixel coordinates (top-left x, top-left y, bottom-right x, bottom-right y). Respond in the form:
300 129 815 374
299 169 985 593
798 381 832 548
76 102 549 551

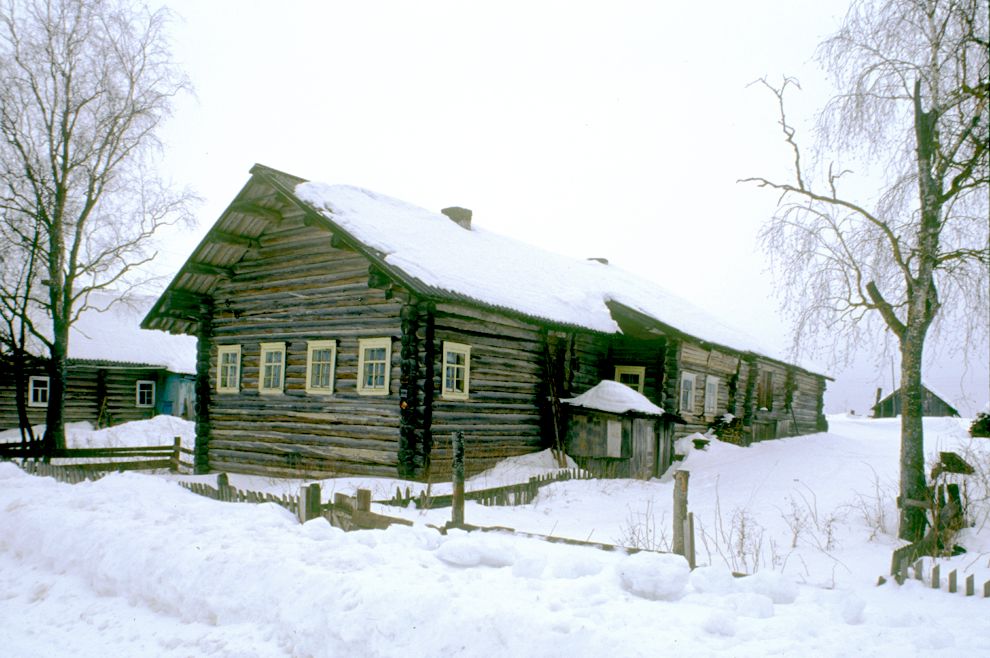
211 229 260 249
673 470 689 556
195 303 214 473
186 261 234 278
230 200 283 222
452 431 465 526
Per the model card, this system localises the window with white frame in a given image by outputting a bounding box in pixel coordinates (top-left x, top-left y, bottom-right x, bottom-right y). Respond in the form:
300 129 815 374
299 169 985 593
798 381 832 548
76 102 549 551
614 365 646 393
680 372 696 414
217 345 241 393
306 340 336 395
357 337 391 395
704 375 719 415
259 342 286 394
442 342 471 400
28 376 49 407
136 380 156 408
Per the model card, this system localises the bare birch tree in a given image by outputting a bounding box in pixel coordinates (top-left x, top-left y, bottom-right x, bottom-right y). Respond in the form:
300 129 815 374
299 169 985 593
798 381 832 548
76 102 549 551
744 0 988 541
0 0 193 453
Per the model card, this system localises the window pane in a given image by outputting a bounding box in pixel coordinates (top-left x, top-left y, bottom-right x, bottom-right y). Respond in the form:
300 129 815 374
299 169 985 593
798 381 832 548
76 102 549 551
445 364 464 392
619 373 640 387
309 348 333 390
366 362 386 388
32 379 49 404
138 382 154 406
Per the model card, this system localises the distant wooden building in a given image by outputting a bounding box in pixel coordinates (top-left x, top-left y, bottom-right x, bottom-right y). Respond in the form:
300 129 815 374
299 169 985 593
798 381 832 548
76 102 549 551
0 293 196 432
872 385 960 418
142 164 829 480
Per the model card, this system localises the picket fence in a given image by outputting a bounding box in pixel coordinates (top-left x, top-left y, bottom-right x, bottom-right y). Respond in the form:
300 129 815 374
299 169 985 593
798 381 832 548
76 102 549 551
380 468 593 509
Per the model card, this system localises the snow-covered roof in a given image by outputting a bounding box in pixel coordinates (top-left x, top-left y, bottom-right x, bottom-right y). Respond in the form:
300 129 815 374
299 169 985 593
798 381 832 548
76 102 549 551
561 380 665 417
295 182 782 361
31 291 196 374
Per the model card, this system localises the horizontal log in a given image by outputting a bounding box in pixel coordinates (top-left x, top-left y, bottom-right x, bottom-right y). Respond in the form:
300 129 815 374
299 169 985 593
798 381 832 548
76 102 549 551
209 458 397 480
210 440 397 464
211 444 396 467
211 426 399 445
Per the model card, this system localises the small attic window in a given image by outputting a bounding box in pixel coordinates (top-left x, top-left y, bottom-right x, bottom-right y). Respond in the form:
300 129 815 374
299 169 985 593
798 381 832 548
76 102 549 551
614 365 645 394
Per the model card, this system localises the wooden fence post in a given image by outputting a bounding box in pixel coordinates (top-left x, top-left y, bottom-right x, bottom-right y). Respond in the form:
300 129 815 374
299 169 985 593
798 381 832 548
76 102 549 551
357 489 371 513
684 511 696 569
170 437 181 473
672 470 689 557
931 564 940 589
299 483 322 522
217 473 230 501
452 431 465 526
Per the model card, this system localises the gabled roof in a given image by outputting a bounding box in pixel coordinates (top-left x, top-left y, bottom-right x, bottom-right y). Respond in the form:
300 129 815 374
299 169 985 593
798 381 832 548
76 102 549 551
143 164 826 377
872 383 960 416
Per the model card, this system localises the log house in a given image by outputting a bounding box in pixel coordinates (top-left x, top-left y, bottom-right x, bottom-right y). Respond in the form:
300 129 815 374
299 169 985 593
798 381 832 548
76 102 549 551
142 164 830 479
1 293 196 432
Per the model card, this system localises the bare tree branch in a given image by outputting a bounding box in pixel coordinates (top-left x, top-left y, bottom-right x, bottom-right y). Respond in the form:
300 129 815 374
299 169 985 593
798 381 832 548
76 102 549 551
744 0 988 541
0 0 195 451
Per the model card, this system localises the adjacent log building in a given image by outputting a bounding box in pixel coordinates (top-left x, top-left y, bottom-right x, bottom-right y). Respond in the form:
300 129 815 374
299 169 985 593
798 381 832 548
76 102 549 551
1 293 196 432
142 164 829 480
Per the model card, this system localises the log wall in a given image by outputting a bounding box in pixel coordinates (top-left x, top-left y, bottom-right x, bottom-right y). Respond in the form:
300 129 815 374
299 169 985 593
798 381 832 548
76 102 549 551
203 212 404 478
734 357 827 443
425 302 547 479
0 364 165 432
677 342 742 437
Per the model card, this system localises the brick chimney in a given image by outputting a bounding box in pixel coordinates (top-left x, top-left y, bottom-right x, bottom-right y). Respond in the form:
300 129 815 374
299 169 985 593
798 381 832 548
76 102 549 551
441 206 472 229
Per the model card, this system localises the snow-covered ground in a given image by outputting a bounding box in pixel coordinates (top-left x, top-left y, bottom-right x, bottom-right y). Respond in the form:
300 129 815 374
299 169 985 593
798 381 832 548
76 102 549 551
1 415 988 657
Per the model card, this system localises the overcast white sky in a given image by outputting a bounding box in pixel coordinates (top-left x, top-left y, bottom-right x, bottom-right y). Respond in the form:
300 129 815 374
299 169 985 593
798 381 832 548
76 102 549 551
151 0 988 416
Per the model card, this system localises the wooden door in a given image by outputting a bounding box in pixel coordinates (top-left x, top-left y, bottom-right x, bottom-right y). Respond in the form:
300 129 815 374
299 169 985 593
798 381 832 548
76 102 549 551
630 418 656 479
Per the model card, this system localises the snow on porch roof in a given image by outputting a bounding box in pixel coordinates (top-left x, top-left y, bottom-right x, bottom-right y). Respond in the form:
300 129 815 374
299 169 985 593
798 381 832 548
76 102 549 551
295 181 783 362
561 380 665 417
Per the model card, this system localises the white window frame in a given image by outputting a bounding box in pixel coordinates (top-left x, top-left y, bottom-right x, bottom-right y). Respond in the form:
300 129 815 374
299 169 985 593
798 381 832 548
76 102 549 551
680 372 696 414
704 375 719 415
441 342 471 400
136 380 156 408
259 342 286 394
28 375 50 408
305 340 337 395
357 337 391 396
614 365 646 393
217 345 241 393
